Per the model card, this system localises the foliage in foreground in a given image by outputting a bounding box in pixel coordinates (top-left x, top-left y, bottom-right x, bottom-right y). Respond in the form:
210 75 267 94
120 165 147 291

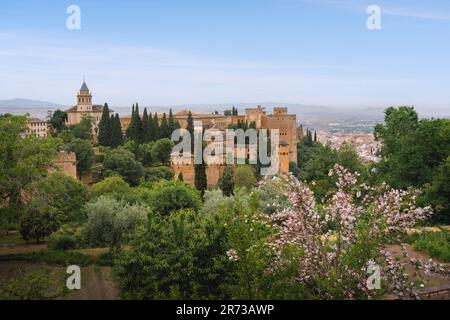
0 269 68 300
407 230 450 262
114 165 447 299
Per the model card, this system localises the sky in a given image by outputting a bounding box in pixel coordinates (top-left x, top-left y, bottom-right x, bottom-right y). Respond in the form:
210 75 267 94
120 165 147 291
0 0 449 114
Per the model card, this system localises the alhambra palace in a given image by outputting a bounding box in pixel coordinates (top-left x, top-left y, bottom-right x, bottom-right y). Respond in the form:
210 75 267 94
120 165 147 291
32 81 301 187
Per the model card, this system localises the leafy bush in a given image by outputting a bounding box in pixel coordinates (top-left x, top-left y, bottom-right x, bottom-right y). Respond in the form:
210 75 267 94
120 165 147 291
409 231 450 262
33 172 88 223
19 199 59 242
114 209 231 299
89 175 133 200
83 196 148 251
142 180 201 216
103 148 144 186
48 233 78 251
143 166 174 184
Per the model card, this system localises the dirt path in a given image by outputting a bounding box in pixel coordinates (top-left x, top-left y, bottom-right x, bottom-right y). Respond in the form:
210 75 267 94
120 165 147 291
385 244 450 289
0 244 47 255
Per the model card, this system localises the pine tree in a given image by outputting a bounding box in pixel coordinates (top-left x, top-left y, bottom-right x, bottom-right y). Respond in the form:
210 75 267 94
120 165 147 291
97 103 111 146
314 130 317 142
174 120 181 130
160 112 169 139
111 113 123 147
142 108 151 143
168 108 175 138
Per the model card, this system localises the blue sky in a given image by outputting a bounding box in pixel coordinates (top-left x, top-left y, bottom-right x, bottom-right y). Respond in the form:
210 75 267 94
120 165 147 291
0 0 449 114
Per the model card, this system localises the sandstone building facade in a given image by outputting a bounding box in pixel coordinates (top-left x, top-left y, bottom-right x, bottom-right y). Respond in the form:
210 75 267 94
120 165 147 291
26 118 48 138
171 106 298 187
66 80 113 129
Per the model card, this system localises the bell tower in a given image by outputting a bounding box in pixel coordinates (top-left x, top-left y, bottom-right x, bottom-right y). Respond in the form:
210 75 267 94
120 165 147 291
77 79 93 112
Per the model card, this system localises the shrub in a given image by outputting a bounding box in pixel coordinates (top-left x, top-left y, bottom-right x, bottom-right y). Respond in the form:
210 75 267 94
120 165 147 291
409 231 450 262
19 199 59 242
89 175 133 200
83 196 148 251
114 209 231 299
143 180 201 216
48 233 78 251
103 148 144 186
34 172 88 223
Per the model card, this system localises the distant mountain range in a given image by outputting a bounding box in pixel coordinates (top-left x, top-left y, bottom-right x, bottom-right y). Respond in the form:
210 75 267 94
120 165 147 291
1 98 447 133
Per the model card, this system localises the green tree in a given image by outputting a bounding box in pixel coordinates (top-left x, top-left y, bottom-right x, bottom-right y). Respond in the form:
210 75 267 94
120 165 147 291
142 180 201 216
421 157 450 224
168 109 175 138
220 165 234 196
374 107 450 189
49 110 67 134
68 138 95 178
70 114 94 140
0 115 60 228
178 172 184 181
34 172 88 223
103 148 144 186
110 114 124 148
141 108 151 143
89 176 133 200
152 113 160 141
186 111 194 136
160 112 169 139
97 103 112 147
195 160 207 196
125 104 143 144
234 165 256 190
151 138 174 166
84 196 148 252
114 209 230 299
19 198 59 242
143 166 174 184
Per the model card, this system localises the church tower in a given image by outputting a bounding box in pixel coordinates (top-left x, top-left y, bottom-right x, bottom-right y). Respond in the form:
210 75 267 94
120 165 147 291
77 80 93 112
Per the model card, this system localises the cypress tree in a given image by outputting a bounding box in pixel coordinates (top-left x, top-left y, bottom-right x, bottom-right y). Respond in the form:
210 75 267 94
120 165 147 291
160 112 169 139
126 103 143 144
168 108 175 138
178 172 184 181
153 113 160 140
314 130 317 142
125 104 135 140
97 103 111 146
195 160 207 197
110 113 123 147
220 165 234 196
142 108 151 143
186 111 194 150
174 120 181 130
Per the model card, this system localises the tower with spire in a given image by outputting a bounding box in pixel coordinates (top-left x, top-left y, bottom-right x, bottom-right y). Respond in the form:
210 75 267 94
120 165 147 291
65 78 113 128
76 79 93 112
